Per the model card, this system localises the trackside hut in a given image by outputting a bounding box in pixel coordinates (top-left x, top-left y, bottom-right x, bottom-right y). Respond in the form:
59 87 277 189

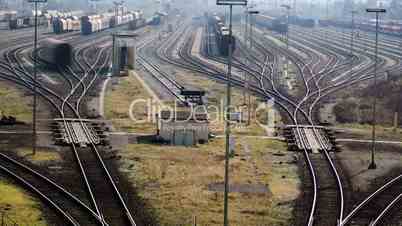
159 111 209 145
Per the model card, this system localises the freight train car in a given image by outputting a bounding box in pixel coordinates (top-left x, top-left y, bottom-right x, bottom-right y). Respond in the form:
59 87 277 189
149 14 161 25
290 16 315 27
318 19 330 27
81 12 138 35
0 10 17 22
9 10 64 30
318 18 402 36
52 17 81 33
38 38 72 66
128 11 145 30
128 18 146 30
9 10 48 29
255 14 288 33
318 19 351 28
81 15 106 35
210 15 236 56
217 25 236 56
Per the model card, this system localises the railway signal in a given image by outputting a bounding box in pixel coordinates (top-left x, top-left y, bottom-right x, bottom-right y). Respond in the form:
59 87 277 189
366 8 386 170
27 0 47 155
216 1 247 226
217 0 247 5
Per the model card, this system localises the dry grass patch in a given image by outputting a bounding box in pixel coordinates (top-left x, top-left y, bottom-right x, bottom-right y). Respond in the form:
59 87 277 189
16 147 61 164
0 81 31 123
336 123 402 141
175 71 276 136
119 138 298 226
104 75 157 133
105 69 283 136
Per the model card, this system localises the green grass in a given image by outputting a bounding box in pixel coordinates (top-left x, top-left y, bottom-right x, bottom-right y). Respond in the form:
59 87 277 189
0 180 47 226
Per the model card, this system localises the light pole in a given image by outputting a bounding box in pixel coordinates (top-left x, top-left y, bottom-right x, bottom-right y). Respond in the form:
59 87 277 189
366 8 386 170
28 0 46 155
248 10 259 49
224 6 233 226
243 8 248 105
216 1 247 225
281 4 291 78
325 0 329 41
244 7 249 48
350 10 357 57
247 10 259 125
89 0 100 14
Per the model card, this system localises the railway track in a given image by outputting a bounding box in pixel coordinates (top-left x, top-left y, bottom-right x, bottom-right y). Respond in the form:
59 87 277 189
341 173 402 226
235 21 353 226
137 34 188 104
145 17 402 226
254 22 402 226
0 152 107 225
0 26 149 225
59 39 138 226
1 14 401 226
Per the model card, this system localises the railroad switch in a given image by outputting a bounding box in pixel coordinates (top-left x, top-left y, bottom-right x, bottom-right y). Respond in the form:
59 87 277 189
51 119 108 146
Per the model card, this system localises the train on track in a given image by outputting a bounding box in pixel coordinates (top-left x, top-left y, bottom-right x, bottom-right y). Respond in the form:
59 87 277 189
255 14 315 32
0 10 17 22
38 38 72 67
319 18 402 36
209 15 236 56
52 10 145 35
5 8 148 34
255 14 288 33
6 10 84 30
148 12 166 26
289 16 315 28
8 10 48 29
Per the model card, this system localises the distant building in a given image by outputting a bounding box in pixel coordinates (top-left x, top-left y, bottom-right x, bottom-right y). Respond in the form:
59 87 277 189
158 111 209 146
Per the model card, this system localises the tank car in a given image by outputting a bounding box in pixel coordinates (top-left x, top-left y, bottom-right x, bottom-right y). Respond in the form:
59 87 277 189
38 38 72 66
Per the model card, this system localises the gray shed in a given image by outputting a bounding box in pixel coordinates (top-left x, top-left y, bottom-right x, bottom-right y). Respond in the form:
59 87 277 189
158 111 209 145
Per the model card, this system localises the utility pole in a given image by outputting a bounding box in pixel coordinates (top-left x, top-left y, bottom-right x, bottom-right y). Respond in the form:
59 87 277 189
216 1 247 225
366 8 386 170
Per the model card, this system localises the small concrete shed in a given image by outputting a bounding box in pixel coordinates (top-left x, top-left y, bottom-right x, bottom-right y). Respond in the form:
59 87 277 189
158 111 209 145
